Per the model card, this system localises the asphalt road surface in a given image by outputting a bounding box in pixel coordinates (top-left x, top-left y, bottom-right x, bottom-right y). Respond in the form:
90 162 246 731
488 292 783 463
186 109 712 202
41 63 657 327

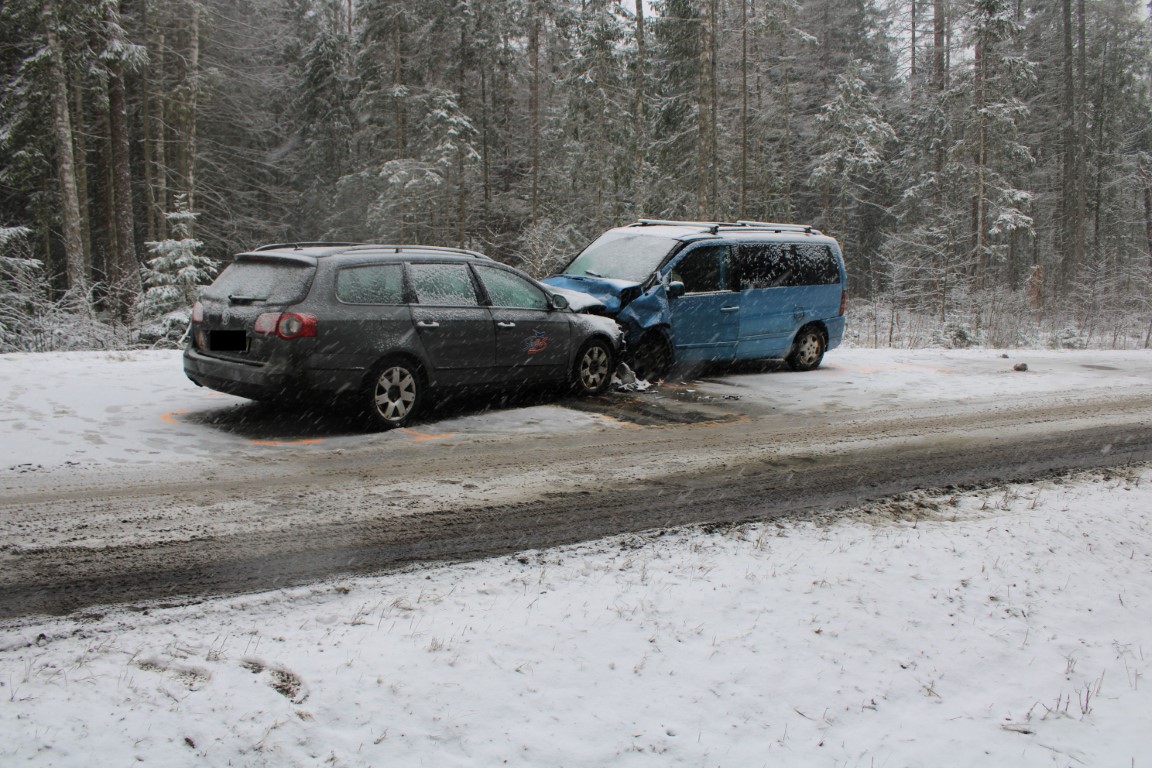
2 359 1151 621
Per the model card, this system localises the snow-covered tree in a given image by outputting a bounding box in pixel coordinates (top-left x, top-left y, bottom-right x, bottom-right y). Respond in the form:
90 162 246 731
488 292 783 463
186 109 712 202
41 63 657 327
138 195 215 344
810 62 897 238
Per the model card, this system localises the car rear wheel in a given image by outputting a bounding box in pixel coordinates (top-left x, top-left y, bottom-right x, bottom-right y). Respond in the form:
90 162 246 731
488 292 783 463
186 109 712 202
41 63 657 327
365 358 423 429
629 330 673 382
786 326 826 371
572 338 614 396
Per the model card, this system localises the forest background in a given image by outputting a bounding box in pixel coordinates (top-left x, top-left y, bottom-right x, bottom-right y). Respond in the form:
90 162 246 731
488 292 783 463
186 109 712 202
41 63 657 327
1 0 1151 352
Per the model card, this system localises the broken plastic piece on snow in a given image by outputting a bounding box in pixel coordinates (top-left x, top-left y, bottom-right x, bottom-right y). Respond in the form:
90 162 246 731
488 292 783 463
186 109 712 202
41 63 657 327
612 362 651 392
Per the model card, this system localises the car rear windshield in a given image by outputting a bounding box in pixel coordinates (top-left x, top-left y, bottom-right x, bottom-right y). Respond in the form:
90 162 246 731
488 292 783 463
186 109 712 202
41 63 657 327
202 259 316 305
562 232 680 283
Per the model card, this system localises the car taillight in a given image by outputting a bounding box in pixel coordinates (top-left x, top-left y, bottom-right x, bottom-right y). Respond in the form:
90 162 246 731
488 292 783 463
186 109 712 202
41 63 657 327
192 301 203 323
839 289 848 316
277 313 317 339
253 312 317 340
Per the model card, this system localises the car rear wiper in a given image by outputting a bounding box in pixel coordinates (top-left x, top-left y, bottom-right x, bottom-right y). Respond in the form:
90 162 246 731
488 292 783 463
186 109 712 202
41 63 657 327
228 294 267 304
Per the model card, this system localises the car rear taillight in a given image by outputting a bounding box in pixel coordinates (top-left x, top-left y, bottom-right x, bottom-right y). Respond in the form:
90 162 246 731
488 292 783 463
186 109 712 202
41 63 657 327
277 313 317 339
839 289 848 317
192 301 203 323
253 312 317 340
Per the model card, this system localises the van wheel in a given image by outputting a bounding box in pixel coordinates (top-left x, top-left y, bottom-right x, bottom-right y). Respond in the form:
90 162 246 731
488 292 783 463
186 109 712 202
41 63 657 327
572 338 614 396
364 357 423 429
630 331 673 382
786 326 826 371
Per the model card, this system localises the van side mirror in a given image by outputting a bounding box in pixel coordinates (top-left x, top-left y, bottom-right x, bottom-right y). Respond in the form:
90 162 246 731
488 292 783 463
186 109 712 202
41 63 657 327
667 281 686 298
549 292 570 311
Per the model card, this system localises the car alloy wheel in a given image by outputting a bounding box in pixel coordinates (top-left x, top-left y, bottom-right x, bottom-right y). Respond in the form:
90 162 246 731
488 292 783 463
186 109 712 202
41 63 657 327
369 360 421 428
574 339 613 395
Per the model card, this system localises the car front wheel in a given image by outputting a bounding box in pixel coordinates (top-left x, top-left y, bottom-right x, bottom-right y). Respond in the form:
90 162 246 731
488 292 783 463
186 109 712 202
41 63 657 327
572 338 614 395
786 326 826 371
365 358 423 429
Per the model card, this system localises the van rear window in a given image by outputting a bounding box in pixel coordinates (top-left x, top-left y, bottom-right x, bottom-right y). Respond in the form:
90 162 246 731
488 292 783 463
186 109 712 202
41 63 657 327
734 244 840 288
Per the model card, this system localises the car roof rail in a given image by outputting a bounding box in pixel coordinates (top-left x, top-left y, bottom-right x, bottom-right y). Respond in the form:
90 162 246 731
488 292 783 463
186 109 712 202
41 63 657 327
631 219 821 235
252 242 364 251
346 244 492 260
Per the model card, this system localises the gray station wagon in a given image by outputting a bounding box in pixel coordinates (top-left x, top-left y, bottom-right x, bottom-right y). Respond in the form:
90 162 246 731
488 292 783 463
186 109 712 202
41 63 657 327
542 220 847 380
184 243 623 429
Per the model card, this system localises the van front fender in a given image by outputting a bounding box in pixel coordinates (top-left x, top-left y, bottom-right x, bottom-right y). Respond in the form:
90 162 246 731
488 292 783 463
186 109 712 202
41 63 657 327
617 285 671 337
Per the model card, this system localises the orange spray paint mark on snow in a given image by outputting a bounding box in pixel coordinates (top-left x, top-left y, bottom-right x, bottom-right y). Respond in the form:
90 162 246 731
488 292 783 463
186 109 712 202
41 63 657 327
400 429 456 442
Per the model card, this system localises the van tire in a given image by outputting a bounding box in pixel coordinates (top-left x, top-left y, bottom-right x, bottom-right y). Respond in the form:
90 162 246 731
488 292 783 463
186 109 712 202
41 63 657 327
786 326 826 371
630 331 673 382
363 356 424 430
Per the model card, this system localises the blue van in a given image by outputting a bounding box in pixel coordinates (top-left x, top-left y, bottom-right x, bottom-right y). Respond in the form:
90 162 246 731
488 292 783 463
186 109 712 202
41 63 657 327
542 220 847 380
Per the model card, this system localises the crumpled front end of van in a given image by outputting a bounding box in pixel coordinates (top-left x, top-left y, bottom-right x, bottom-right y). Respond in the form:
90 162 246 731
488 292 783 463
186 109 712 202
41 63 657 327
542 274 670 346
615 285 671 343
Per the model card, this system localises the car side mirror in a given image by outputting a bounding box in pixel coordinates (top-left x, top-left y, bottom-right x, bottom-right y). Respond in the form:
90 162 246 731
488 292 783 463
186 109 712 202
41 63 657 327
549 292 570 311
667 281 686 298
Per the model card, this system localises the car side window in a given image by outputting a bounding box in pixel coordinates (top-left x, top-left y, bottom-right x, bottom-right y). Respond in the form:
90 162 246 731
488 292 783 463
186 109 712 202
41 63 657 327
409 263 480 306
670 246 729 293
336 264 405 304
476 266 550 309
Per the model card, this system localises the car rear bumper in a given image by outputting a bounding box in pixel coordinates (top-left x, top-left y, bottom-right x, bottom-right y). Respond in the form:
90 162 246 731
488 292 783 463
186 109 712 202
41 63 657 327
183 347 364 401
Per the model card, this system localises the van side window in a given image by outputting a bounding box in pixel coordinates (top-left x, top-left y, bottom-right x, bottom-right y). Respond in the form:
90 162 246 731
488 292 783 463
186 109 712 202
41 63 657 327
336 264 404 304
671 246 729 293
735 244 839 288
735 244 787 288
792 244 841 285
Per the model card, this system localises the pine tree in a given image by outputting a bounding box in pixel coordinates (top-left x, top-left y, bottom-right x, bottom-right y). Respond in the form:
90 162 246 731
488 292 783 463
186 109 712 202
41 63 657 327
139 193 215 343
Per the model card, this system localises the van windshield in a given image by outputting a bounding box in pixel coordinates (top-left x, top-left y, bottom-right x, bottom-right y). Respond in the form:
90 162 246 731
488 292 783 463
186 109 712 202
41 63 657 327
562 232 680 283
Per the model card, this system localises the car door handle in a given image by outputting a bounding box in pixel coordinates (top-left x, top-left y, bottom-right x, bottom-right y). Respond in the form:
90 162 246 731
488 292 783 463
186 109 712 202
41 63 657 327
497 321 516 328
720 306 740 313
416 320 440 328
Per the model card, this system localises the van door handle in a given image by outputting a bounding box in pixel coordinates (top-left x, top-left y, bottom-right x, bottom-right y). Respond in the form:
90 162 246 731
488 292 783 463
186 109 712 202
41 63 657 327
497 321 516 328
417 320 440 328
720 306 740 313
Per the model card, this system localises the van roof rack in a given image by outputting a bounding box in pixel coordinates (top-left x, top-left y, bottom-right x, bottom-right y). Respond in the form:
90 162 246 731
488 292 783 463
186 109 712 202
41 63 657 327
631 219 820 235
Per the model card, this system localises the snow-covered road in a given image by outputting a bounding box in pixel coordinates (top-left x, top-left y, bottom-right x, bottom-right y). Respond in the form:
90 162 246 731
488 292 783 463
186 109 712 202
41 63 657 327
1 348 1150 618
1 347 1151 765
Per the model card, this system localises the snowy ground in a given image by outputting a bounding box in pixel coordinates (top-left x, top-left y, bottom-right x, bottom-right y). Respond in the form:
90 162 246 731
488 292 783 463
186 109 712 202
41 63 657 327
2 468 1150 767
1 348 1151 766
2 347 1151 478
